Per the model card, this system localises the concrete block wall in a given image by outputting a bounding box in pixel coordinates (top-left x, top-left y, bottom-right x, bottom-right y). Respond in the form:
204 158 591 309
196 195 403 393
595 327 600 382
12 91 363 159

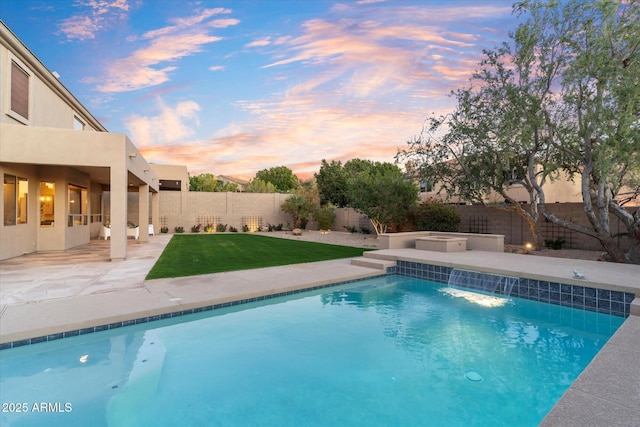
157 192 291 232
109 191 633 252
333 208 370 232
455 203 634 251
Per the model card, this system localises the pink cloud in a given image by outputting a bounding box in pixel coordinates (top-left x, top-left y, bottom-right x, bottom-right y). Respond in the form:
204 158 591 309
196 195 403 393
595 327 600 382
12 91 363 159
245 37 272 48
137 4 513 180
210 19 241 28
59 0 130 41
88 8 238 93
125 99 200 147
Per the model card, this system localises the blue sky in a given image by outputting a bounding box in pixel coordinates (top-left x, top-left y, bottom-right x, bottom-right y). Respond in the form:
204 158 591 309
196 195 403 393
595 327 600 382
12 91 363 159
1 0 517 180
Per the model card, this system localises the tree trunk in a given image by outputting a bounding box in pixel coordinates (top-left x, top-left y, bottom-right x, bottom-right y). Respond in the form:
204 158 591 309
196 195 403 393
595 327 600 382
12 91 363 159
370 218 386 237
529 153 636 263
497 190 545 250
609 203 640 263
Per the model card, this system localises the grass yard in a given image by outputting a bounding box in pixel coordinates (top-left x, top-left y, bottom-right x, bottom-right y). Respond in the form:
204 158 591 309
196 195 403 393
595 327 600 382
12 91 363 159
146 233 372 279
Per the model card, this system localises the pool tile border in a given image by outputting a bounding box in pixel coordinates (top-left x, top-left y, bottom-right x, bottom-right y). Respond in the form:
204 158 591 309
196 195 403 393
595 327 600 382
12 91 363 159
2 261 634 351
389 261 635 317
0 277 369 351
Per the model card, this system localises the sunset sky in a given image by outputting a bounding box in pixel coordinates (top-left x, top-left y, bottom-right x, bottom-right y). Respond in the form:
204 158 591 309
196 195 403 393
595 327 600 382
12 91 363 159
1 0 517 180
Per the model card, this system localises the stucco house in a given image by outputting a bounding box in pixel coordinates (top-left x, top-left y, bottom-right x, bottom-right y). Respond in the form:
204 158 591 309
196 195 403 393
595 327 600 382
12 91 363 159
0 21 159 261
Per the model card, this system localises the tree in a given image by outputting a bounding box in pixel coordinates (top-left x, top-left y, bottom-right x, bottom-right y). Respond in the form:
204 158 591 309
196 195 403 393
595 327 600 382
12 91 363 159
520 0 640 263
280 180 321 228
314 203 337 230
189 173 239 192
397 6 568 249
315 160 349 207
256 166 299 193
399 0 640 262
244 178 276 193
410 201 461 232
218 182 240 192
281 195 313 229
189 173 218 192
346 162 418 235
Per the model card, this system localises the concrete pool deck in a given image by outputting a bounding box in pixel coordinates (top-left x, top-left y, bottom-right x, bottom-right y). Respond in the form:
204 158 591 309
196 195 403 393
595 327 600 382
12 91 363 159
1 234 639 425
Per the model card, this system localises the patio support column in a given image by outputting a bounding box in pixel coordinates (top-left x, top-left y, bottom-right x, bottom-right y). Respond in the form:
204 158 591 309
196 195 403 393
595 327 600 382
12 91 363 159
151 191 160 233
109 166 127 261
138 183 149 242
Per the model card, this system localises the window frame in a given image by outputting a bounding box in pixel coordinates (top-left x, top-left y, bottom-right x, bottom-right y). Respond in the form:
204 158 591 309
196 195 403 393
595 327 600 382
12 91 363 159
6 55 32 125
40 181 55 227
73 115 85 130
3 174 28 226
4 174 17 226
67 184 88 227
17 177 28 224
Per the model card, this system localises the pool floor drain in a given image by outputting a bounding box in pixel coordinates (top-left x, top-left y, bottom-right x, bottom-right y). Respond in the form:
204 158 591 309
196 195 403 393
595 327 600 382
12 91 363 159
465 371 483 382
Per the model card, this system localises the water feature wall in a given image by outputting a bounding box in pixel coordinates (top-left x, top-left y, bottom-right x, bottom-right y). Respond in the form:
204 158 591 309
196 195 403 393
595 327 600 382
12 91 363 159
389 261 634 317
448 269 518 296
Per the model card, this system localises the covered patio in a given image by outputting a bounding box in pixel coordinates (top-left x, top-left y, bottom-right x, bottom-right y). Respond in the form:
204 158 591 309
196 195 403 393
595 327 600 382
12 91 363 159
0 124 160 261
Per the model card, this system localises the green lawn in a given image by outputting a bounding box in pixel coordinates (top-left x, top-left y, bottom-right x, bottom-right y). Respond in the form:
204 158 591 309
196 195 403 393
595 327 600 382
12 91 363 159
146 233 371 279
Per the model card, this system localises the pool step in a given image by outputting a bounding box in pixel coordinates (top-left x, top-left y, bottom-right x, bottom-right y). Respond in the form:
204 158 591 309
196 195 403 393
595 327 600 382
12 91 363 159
362 251 398 262
351 257 396 271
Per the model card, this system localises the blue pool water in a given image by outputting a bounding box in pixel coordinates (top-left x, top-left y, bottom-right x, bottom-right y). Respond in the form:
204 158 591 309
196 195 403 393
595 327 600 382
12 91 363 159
0 275 625 426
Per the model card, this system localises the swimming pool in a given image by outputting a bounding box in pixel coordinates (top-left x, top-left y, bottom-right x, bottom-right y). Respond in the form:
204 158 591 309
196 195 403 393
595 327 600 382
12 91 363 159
0 274 624 426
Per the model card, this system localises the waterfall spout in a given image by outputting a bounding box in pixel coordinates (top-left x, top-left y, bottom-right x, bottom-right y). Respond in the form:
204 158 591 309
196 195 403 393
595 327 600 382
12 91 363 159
448 269 518 297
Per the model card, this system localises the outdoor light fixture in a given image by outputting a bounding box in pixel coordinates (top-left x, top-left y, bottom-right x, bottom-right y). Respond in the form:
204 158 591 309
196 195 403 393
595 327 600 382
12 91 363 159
128 152 137 158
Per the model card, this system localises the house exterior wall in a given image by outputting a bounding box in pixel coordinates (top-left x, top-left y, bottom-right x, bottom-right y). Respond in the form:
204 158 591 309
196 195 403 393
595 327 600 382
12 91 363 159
419 168 584 205
1 29 101 131
150 164 189 192
0 163 38 259
0 22 158 261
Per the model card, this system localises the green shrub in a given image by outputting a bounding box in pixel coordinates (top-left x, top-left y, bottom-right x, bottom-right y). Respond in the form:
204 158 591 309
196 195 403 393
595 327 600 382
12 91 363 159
344 225 358 233
174 226 185 233
544 238 565 250
191 224 202 233
229 226 238 232
216 223 228 232
314 204 336 230
160 227 169 234
411 201 461 232
242 224 250 232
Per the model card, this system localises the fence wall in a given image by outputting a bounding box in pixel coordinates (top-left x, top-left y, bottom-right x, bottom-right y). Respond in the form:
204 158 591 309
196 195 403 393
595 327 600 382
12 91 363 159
455 203 634 251
108 192 292 232
113 191 632 251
